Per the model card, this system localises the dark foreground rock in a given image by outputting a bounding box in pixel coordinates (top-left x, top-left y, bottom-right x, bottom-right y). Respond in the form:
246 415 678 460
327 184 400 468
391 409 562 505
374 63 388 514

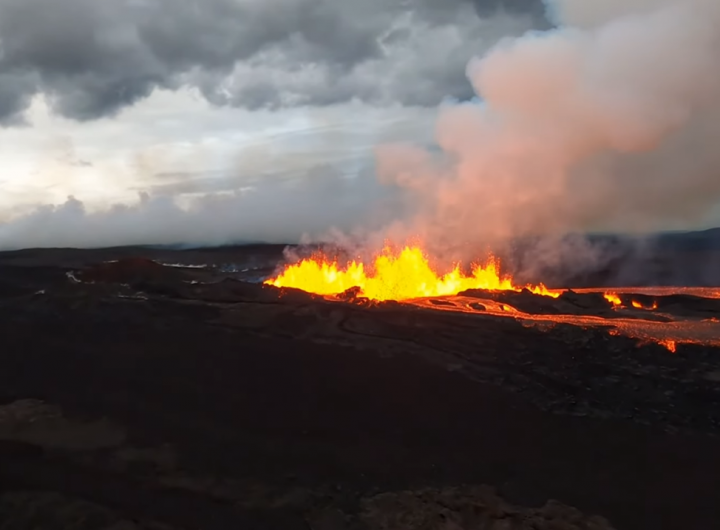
0 246 719 529
0 401 615 530
354 487 615 530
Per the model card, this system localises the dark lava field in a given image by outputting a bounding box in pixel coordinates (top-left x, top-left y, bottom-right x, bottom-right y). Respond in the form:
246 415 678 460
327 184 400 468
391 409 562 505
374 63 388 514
1 244 720 529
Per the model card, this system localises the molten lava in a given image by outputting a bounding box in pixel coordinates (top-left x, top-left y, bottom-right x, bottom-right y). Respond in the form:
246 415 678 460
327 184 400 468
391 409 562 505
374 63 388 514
604 293 658 310
604 293 622 307
263 247 720 350
659 339 677 353
266 246 559 301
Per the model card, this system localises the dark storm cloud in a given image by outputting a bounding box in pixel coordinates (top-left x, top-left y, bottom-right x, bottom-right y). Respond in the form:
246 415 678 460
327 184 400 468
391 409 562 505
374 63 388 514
0 0 546 123
0 71 36 125
472 0 548 17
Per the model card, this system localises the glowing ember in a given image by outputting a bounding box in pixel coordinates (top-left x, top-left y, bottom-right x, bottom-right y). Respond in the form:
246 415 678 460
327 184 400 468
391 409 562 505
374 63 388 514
604 294 660 310
659 339 677 353
266 246 559 301
631 299 659 310
604 293 622 307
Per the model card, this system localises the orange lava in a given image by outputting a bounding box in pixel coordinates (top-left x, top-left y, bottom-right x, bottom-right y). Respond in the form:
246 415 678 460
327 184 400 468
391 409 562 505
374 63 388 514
659 339 677 353
266 246 560 301
604 294 658 310
631 299 659 310
604 293 622 307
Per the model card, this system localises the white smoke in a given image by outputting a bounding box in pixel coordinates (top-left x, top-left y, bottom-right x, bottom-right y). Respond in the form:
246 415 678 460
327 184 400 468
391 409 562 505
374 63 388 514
373 0 720 273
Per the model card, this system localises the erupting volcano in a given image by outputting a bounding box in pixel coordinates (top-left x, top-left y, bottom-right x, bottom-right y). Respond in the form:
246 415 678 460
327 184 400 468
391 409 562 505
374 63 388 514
263 243 720 353
265 245 559 301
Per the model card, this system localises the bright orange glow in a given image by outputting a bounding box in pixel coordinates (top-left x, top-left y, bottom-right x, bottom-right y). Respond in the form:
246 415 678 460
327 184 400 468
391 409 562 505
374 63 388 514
631 299 658 310
604 293 622 307
659 339 677 353
266 246 560 301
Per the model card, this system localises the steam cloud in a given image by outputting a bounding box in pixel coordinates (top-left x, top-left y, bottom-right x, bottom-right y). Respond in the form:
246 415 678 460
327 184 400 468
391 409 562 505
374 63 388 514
2 0 720 276
377 0 720 259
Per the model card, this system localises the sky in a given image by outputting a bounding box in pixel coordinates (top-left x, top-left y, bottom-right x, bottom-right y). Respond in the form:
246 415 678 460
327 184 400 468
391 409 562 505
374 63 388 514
0 0 549 247
1 0 720 251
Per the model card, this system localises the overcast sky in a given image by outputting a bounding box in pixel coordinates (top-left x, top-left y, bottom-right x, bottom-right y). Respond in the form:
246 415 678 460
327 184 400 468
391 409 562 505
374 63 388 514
1 0 719 250
0 0 552 247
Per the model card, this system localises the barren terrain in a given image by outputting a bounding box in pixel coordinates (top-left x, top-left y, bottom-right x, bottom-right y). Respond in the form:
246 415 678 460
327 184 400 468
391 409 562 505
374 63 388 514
1 244 719 529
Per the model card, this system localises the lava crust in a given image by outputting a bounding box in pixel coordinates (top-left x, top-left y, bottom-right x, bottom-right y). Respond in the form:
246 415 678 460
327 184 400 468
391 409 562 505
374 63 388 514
1 245 720 530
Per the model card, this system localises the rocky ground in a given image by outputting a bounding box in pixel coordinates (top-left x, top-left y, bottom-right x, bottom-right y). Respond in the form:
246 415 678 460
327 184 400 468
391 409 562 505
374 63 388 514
1 245 720 529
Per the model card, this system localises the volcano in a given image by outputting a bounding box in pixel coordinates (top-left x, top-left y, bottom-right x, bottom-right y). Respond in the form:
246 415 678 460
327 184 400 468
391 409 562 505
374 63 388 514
265 244 720 353
1 240 720 529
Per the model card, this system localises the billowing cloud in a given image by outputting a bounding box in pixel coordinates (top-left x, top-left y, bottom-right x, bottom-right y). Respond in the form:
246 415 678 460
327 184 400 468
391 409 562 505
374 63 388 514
0 0 546 123
373 0 720 272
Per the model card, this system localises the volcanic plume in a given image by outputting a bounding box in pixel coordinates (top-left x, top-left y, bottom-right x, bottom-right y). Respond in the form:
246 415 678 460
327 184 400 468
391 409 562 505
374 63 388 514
369 0 720 275
269 0 720 300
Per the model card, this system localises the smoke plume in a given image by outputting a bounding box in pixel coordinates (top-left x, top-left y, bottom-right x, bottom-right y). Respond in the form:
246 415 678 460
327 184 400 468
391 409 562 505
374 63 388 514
376 0 720 272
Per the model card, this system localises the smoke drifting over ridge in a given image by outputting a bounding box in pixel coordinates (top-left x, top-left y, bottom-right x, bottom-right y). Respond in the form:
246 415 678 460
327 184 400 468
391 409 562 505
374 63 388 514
2 0 720 269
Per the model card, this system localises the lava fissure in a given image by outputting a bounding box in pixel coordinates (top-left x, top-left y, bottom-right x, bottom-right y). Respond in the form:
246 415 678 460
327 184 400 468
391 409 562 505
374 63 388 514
264 245 720 353
265 245 559 301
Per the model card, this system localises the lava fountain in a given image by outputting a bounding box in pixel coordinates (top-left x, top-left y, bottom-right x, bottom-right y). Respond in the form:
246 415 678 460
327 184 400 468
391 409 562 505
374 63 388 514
265 245 559 301
263 245 720 352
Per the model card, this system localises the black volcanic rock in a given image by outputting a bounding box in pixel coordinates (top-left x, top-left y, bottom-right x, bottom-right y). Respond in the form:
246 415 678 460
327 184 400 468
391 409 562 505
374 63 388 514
559 290 611 310
0 244 719 530
78 258 189 285
336 286 364 302
357 487 615 530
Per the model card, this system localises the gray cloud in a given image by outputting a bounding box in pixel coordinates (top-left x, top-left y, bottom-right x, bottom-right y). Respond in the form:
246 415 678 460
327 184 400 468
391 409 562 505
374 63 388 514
0 71 35 125
0 163 410 249
0 0 546 122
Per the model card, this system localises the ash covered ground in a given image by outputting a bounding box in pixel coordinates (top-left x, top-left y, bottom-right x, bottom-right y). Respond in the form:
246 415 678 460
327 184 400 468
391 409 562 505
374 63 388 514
1 241 720 529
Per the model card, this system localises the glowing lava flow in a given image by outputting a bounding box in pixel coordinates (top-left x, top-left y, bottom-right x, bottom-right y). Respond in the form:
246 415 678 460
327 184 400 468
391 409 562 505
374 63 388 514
266 246 559 301
604 293 658 310
604 293 623 307
658 339 677 353
631 300 658 310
